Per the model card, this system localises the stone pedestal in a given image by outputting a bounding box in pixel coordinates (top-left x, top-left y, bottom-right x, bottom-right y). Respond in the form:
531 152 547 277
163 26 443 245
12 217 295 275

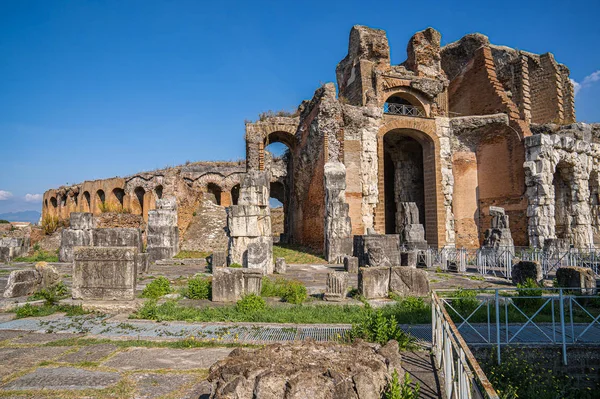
344 256 359 273
0 237 30 262
556 266 596 295
389 267 430 296
324 271 348 301
212 267 264 302
511 260 543 285
353 234 400 267
275 257 286 274
59 213 95 262
72 247 137 300
147 197 179 263
358 267 390 299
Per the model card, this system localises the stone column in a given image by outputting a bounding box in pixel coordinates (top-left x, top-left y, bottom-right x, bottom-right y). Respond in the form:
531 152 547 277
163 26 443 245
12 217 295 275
324 162 353 263
147 197 179 262
59 212 95 262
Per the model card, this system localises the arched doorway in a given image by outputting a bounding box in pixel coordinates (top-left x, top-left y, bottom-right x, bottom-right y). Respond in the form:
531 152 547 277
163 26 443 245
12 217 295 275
383 92 427 117
112 188 126 209
206 183 222 205
83 192 91 212
553 162 575 242
265 137 293 244
96 190 105 213
132 187 145 215
231 184 240 205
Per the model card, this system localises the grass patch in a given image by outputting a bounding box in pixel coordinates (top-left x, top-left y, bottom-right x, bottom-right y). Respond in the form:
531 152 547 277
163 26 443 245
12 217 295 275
181 276 211 299
468 275 485 281
14 303 89 319
13 249 58 263
261 277 307 304
174 251 211 259
272 243 324 264
44 336 254 349
131 297 432 325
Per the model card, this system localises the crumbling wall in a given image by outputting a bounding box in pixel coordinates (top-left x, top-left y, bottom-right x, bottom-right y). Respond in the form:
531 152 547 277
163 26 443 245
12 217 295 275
524 123 600 248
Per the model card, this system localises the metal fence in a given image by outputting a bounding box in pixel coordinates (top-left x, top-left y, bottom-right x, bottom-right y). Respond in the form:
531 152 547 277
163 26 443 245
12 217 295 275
424 246 600 278
437 288 600 365
383 102 426 117
432 291 500 398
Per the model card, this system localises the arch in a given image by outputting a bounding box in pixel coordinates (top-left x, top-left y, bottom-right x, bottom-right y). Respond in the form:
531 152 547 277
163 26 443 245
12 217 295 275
60 194 67 207
96 190 105 212
112 187 126 207
265 130 296 151
50 197 57 208
132 187 145 215
83 191 91 212
383 90 428 117
376 117 447 247
231 184 240 205
155 185 163 200
553 161 576 242
72 192 79 206
206 183 222 205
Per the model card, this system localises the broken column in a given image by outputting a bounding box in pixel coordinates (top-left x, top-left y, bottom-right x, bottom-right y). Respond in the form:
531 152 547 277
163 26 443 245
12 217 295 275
324 162 353 263
147 197 179 263
358 266 390 299
324 271 349 301
227 171 273 274
483 206 514 250
59 212 94 262
397 202 427 268
72 247 137 300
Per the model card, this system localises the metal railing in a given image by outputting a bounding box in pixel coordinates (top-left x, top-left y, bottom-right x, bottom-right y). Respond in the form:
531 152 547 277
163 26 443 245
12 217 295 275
424 246 600 278
437 288 600 366
432 292 500 399
383 102 426 117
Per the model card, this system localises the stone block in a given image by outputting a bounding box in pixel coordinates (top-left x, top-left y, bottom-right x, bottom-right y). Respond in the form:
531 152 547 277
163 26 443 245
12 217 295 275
238 171 270 207
147 247 177 263
403 224 425 242
389 267 430 296
246 236 273 274
358 266 390 299
147 226 179 247
59 229 93 262
353 234 400 267
72 246 137 300
489 206 505 216
275 257 286 274
227 205 264 237
92 228 142 252
36 262 59 289
511 261 543 285
147 210 178 228
491 215 509 229
211 267 263 302
156 197 177 210
2 270 40 298
344 256 359 273
69 212 95 230
211 251 227 268
136 253 150 274
324 272 348 301
556 266 596 295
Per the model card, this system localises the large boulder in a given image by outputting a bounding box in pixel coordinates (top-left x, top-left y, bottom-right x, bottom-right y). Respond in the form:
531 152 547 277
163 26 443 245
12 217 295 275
556 267 596 295
208 340 402 399
511 261 543 285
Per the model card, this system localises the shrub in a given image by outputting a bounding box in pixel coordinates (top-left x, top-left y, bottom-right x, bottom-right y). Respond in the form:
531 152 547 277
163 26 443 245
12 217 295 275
347 305 416 348
41 215 60 235
236 294 266 313
185 276 211 300
383 369 420 399
30 281 69 305
450 288 479 316
0 219 9 224
15 303 38 318
141 277 172 299
514 278 544 311
261 277 307 304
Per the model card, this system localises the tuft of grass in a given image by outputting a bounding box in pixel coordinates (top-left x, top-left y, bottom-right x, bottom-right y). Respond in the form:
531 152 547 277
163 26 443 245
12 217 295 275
13 249 58 263
141 276 172 299
383 369 421 399
45 336 253 349
183 276 211 300
261 277 307 304
41 215 60 235
346 303 417 348
236 294 266 313
272 243 324 264
29 281 69 305
174 251 211 259
14 303 89 319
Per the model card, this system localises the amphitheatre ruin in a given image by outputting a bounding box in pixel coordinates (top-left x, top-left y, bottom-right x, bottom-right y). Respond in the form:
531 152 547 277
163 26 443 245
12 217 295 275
1 25 599 399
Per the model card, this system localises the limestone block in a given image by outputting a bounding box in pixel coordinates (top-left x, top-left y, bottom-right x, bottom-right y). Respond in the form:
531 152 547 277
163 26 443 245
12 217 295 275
59 229 93 262
556 267 596 295
227 205 269 237
275 257 286 274
2 269 40 298
324 271 348 301
72 247 137 300
147 247 176 263
35 262 59 289
136 253 150 274
147 226 179 248
238 171 271 207
156 197 177 210
247 236 273 274
147 210 177 228
396 202 420 225
344 256 359 273
211 251 227 268
511 261 543 285
403 224 425 242
358 266 390 299
389 267 430 297
353 235 400 267
491 215 509 229
69 212 95 230
92 228 143 252
489 206 505 217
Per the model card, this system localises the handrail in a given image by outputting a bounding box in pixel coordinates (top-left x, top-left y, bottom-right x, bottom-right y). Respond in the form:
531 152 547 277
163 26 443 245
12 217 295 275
432 291 500 399
383 102 426 117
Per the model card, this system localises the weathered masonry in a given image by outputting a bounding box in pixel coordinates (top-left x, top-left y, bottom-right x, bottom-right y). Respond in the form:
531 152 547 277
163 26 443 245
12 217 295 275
44 25 597 259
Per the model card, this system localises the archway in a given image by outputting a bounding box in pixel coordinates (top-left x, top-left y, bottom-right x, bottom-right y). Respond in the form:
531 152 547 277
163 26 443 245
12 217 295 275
383 92 426 117
553 162 575 242
50 197 57 208
270 181 288 242
112 188 126 211
231 184 240 205
132 187 145 215
83 192 91 212
155 185 163 200
206 183 222 205
96 190 105 212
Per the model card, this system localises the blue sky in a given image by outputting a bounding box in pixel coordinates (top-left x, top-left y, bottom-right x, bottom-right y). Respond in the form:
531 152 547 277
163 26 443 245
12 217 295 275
1 0 599 214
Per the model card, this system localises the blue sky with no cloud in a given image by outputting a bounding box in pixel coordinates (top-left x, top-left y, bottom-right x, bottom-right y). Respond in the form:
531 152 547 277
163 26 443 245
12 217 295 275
1 0 599 214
